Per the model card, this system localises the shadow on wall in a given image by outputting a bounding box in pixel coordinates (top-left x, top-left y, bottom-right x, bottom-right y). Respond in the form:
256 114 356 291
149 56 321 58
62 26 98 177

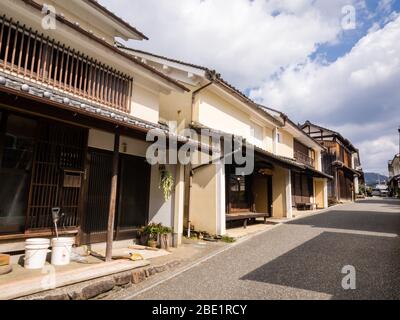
286 209 400 236
192 165 215 189
241 231 400 300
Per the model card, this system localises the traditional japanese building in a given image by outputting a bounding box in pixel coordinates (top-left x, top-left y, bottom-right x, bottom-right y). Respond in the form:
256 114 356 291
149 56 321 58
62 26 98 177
0 0 196 253
388 154 400 197
119 46 331 236
301 121 364 203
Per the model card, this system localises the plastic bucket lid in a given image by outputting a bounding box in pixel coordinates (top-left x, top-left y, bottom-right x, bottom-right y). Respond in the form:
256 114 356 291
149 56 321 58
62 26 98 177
25 238 50 246
25 244 50 250
51 238 74 246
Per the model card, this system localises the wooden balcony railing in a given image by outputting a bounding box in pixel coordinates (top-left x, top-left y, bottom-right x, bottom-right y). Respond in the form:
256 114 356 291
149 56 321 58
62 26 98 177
0 15 133 112
294 150 315 168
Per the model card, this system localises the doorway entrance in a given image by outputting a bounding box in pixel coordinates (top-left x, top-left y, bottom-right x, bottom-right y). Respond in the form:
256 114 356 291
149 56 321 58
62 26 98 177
0 110 87 235
81 149 151 244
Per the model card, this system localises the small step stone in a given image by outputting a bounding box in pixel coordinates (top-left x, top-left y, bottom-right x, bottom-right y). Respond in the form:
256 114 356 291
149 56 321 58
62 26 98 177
81 279 115 300
114 272 132 286
154 265 167 273
131 270 146 284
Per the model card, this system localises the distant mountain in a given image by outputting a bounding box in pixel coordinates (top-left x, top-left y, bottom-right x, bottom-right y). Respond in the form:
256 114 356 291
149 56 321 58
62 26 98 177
364 172 389 186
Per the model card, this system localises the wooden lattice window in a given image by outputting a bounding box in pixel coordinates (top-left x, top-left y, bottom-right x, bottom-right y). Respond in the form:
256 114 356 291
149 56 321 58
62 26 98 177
0 15 133 112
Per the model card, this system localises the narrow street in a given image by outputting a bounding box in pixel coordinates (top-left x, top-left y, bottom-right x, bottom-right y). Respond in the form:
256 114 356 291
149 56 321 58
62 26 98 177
127 199 400 300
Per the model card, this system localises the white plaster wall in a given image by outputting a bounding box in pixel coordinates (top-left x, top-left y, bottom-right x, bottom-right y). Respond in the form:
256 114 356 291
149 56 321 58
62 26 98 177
276 130 294 158
148 165 176 228
250 122 264 149
264 127 274 153
88 129 149 157
35 0 115 44
131 85 160 125
197 92 251 140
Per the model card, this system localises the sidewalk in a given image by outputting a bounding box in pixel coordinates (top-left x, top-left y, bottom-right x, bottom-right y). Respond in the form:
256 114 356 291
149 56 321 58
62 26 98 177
225 207 334 240
0 259 150 300
1 206 339 300
0 238 227 300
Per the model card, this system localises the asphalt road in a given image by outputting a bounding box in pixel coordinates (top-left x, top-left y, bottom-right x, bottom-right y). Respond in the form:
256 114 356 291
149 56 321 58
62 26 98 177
131 198 400 300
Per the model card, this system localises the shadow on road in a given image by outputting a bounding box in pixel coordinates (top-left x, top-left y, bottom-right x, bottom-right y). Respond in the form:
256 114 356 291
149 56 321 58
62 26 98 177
356 198 400 207
287 210 400 235
241 231 400 300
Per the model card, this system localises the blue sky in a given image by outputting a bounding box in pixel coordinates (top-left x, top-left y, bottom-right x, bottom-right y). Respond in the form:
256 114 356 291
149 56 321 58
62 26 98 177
101 0 400 175
312 0 400 62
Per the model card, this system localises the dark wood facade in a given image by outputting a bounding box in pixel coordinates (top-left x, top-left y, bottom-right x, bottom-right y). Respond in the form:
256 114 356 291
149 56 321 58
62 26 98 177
0 16 133 112
301 121 360 202
81 149 150 244
225 170 273 228
224 156 274 228
294 139 315 168
0 102 151 244
291 139 315 206
0 12 161 245
0 109 87 236
291 172 313 206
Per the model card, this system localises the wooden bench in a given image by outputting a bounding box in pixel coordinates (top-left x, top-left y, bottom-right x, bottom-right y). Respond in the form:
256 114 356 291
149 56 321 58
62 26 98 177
226 212 270 229
296 203 317 211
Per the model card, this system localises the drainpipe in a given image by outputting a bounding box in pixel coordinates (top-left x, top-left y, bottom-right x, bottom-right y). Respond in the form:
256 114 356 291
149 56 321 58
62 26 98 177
186 71 217 236
190 70 218 125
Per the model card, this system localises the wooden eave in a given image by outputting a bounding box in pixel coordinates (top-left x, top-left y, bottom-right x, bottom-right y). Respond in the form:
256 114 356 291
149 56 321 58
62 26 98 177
19 0 189 93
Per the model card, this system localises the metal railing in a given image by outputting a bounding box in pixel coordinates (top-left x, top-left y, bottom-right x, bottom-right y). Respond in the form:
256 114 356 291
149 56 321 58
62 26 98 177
0 15 133 112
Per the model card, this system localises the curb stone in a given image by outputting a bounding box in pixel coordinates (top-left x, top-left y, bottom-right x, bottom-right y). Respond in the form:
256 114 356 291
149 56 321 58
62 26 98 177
18 260 182 300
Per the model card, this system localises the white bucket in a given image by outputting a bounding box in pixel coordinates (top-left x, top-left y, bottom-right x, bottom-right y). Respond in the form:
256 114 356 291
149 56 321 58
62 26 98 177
24 238 50 270
51 237 75 266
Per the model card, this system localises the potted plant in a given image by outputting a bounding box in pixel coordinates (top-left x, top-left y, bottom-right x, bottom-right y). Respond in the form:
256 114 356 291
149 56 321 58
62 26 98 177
141 223 161 248
159 165 174 201
140 223 172 249
159 225 172 250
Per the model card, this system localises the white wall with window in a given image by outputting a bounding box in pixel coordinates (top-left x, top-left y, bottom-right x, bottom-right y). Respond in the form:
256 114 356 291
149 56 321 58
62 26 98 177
250 122 264 149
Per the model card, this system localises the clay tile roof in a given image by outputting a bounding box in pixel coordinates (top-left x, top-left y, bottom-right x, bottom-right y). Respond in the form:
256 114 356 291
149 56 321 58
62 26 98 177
20 0 189 93
118 45 209 71
84 0 149 40
119 45 284 127
301 120 358 152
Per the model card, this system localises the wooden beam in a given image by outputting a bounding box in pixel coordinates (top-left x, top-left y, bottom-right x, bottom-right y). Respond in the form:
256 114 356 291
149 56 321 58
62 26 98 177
0 111 8 169
105 131 120 262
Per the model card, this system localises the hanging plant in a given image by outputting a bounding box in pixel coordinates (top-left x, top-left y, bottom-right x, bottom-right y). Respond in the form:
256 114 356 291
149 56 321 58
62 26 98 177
159 165 174 201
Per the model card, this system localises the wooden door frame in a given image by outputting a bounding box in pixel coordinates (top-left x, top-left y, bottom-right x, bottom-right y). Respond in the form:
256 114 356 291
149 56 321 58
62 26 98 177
79 147 114 245
267 174 273 217
78 147 152 244
115 153 151 241
225 165 254 214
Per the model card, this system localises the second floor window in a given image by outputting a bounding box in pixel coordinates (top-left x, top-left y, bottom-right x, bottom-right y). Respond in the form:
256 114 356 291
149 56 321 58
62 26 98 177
0 16 133 112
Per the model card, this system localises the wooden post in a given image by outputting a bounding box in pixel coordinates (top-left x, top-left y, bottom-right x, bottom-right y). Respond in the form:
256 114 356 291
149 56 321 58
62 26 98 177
105 131 120 262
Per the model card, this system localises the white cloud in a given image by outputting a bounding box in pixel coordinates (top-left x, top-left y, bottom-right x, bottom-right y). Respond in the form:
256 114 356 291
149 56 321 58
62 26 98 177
99 0 399 174
250 16 400 174
101 0 360 87
358 135 398 174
